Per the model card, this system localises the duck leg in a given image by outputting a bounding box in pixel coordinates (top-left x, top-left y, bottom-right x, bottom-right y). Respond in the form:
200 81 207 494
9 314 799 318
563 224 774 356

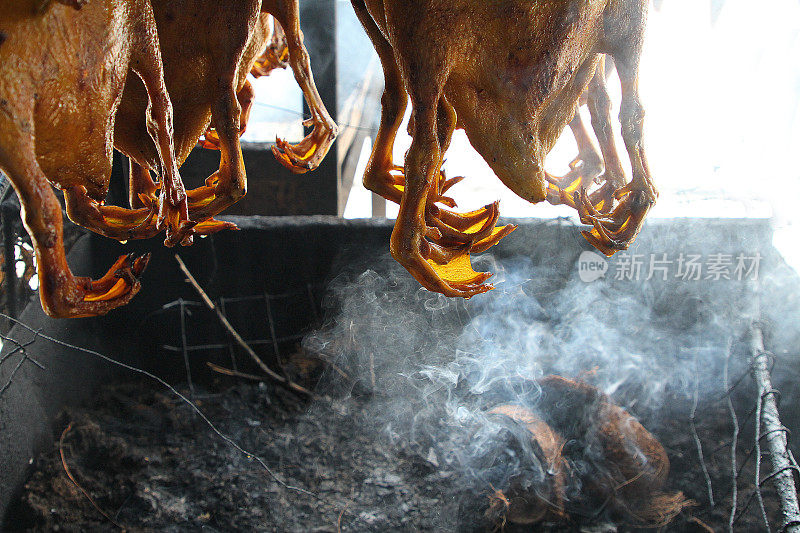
64 14 205 247
251 15 289 76
199 79 255 149
545 109 603 207
262 0 338 173
1 134 148 318
577 46 657 255
351 0 508 246
184 64 249 223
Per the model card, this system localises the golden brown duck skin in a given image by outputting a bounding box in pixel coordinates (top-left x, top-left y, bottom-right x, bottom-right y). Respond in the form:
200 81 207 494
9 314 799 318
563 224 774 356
114 1 267 170
0 0 181 317
113 0 338 230
353 0 657 296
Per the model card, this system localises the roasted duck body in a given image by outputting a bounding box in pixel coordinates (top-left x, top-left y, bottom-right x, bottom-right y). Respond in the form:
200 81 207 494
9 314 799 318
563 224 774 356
0 0 184 317
352 0 657 296
112 0 338 237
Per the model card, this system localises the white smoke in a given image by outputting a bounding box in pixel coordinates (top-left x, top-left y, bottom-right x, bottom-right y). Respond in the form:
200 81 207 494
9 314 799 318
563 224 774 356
302 219 799 526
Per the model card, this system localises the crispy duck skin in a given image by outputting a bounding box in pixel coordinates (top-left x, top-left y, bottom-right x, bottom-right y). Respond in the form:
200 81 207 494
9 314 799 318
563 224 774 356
0 0 336 319
0 0 181 318
113 0 338 240
352 0 657 296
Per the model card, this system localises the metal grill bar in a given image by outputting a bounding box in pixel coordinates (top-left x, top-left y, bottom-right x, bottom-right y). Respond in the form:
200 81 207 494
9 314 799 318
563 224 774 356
218 298 238 372
162 333 306 353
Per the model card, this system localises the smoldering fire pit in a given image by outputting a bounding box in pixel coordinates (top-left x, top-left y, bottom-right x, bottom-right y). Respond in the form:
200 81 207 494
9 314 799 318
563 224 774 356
1 216 799 531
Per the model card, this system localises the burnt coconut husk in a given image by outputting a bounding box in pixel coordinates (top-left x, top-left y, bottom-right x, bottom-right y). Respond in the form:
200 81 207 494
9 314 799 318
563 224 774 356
489 375 692 528
487 404 568 525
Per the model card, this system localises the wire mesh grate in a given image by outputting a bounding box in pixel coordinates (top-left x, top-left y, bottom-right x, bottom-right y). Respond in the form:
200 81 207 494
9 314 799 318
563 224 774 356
158 283 324 395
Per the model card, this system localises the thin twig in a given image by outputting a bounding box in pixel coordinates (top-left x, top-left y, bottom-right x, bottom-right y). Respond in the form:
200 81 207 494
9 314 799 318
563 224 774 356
0 334 26 365
0 329 42 396
0 352 28 396
174 254 314 398
0 330 39 363
723 337 738 533
325 360 353 383
337 503 349 533
734 490 760 528
688 516 716 533
718 367 751 401
691 350 715 507
207 361 264 382
59 423 125 530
